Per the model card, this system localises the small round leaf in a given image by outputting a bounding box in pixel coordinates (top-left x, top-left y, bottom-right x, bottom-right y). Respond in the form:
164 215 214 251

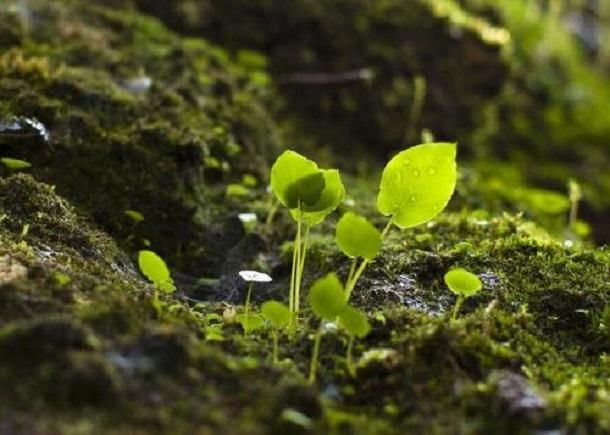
270 150 322 208
261 301 291 328
444 268 482 297
237 313 265 332
336 212 382 260
377 142 457 229
292 169 345 225
138 250 176 294
308 273 346 319
339 306 371 338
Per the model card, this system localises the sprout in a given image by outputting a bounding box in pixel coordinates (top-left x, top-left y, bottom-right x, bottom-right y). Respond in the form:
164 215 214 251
138 250 176 311
124 209 145 223
237 270 272 334
238 213 258 233
338 306 371 377
261 300 291 363
444 268 483 320
270 150 344 322
307 273 347 383
337 143 458 304
336 212 381 301
1 157 31 171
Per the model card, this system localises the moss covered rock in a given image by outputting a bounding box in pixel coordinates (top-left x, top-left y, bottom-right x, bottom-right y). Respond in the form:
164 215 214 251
0 0 279 276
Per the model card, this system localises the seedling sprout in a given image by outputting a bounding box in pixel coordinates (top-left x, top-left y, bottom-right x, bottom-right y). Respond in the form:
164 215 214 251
237 270 272 333
261 300 291 363
338 305 371 377
138 250 176 311
307 273 347 383
444 268 483 320
271 150 344 322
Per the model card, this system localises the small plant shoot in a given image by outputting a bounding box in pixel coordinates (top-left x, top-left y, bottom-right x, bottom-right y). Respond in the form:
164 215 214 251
307 273 347 383
444 268 483 320
138 250 176 294
261 300 291 363
1 157 32 171
336 212 381 300
237 270 272 334
271 150 345 321
339 305 371 377
338 143 458 304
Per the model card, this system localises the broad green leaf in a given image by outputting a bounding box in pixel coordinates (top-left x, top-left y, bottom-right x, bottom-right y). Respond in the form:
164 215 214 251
138 250 176 294
271 150 323 208
339 306 371 338
261 301 291 328
291 169 345 225
444 268 482 297
237 313 265 332
377 143 457 229
284 171 326 208
1 157 31 170
336 212 381 260
308 273 346 319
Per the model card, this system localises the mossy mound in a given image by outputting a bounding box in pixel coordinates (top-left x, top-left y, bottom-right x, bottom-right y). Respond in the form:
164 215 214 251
0 0 279 276
1 173 610 434
133 0 508 163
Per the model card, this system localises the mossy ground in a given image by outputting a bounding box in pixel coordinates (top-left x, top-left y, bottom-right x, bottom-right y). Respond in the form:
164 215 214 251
2 173 610 434
2 1 610 434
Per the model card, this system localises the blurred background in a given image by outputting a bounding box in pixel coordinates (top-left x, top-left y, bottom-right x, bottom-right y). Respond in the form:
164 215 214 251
2 0 610 273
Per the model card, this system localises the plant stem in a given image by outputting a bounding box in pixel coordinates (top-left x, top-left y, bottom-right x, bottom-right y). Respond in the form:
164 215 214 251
265 197 280 229
295 224 310 314
308 320 324 384
272 329 279 364
344 218 394 302
244 282 253 317
346 336 355 377
451 295 464 320
345 257 357 289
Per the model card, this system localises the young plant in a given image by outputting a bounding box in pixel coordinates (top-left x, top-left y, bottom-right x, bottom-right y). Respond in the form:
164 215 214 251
336 212 381 301
1 157 31 171
338 305 371 377
236 270 272 334
339 143 458 302
271 150 345 319
307 273 347 384
444 268 483 320
138 250 176 309
261 300 291 363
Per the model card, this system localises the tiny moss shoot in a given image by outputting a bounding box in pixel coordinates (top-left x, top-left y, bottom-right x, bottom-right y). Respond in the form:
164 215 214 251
444 268 483 320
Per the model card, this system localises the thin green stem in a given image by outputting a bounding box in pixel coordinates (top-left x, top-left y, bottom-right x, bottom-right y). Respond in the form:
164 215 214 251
308 320 324 384
451 296 464 321
344 218 394 303
295 224 310 314
272 329 279 364
265 197 280 229
244 282 253 317
345 257 357 289
346 336 355 377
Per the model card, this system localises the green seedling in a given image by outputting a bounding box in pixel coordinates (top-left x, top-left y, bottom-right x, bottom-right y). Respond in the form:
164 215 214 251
336 212 381 301
340 143 458 302
124 209 145 223
261 300 291 363
338 305 371 377
138 250 176 310
1 157 31 171
271 150 344 320
444 268 482 320
236 270 272 334
307 273 347 383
